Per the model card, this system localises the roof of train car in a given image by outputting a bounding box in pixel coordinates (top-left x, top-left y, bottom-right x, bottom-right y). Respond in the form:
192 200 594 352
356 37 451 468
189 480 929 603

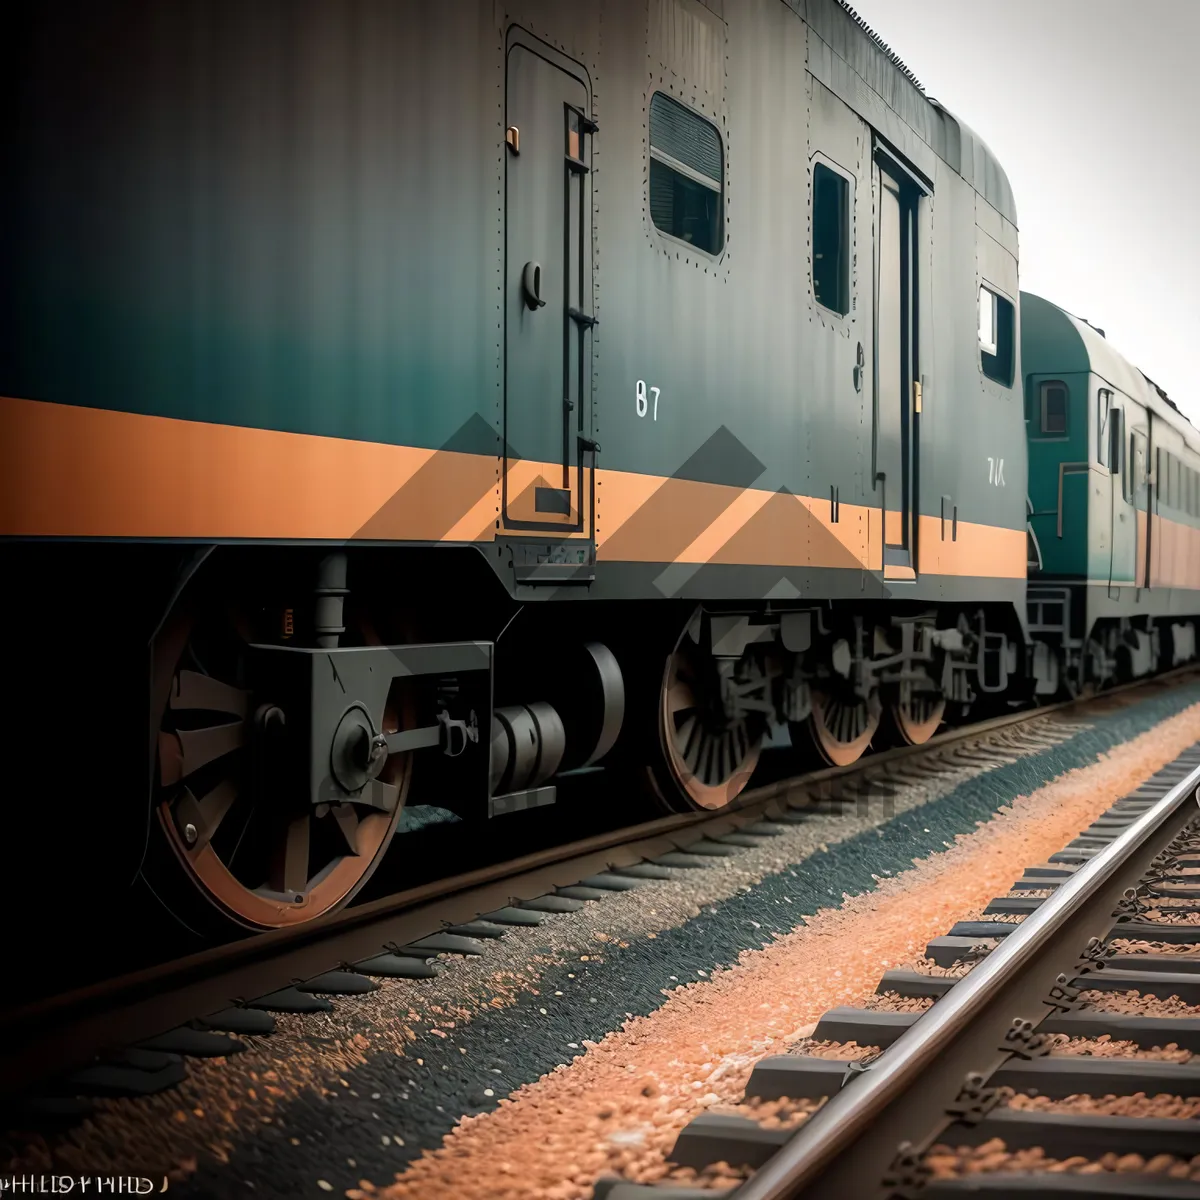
1022 290 1198 450
798 0 1018 226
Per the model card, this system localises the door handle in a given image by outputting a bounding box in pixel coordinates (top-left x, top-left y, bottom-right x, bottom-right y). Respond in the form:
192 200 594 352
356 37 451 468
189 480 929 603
522 262 547 310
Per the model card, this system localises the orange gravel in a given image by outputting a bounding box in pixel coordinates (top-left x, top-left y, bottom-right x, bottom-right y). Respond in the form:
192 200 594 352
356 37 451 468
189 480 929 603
1007 1091 1200 1117
862 991 934 1013
925 1140 1200 1181
1110 939 1200 956
731 1096 823 1130
1045 1034 1194 1062
1079 990 1200 1016
349 706 1200 1200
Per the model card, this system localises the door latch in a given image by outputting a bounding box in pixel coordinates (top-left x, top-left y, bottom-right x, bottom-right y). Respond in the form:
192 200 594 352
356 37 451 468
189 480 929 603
913 380 923 413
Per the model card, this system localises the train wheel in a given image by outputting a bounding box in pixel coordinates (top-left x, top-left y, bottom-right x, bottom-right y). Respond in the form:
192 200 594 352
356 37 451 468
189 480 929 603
648 612 766 812
148 601 413 936
805 685 881 767
882 671 947 746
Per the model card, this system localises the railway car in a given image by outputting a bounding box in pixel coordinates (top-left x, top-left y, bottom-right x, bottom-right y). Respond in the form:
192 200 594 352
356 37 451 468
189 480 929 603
1023 292 1200 694
0 0 1053 942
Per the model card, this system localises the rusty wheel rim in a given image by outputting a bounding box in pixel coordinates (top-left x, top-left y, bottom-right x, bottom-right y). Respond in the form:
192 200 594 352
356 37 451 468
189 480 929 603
808 686 880 767
888 673 947 746
658 631 763 811
155 607 413 931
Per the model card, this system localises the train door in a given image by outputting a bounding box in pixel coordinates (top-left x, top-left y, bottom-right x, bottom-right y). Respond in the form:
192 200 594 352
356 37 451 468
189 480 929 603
503 36 596 538
807 78 873 559
1150 419 1163 588
1129 420 1150 589
1091 385 1114 584
1103 392 1136 591
873 149 926 580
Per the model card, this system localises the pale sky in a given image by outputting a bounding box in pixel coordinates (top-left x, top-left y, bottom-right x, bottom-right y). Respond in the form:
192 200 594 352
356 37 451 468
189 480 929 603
844 0 1199 421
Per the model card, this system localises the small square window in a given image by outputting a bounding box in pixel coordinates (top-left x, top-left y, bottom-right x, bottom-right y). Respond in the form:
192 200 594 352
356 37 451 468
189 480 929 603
813 163 850 316
649 93 724 255
1040 382 1067 435
980 285 1015 388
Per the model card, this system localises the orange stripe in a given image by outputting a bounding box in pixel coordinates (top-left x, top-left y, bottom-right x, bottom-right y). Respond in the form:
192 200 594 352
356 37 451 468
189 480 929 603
0 395 1025 579
1149 512 1200 590
0 395 498 542
917 514 1026 581
595 476 880 572
884 509 903 545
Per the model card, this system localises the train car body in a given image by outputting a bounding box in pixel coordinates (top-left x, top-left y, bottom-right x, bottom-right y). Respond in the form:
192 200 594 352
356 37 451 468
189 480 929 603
1 0 1033 936
1023 291 1200 692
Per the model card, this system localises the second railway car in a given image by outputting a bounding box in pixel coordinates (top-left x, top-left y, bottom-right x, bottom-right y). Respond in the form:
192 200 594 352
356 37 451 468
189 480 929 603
1023 291 1200 695
0 0 1188 946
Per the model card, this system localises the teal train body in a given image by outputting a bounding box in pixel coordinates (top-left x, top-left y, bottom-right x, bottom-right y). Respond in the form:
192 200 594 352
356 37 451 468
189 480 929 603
0 0 1194 939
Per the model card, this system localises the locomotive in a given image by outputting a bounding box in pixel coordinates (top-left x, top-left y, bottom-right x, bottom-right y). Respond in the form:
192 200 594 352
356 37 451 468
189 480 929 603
1 0 1195 940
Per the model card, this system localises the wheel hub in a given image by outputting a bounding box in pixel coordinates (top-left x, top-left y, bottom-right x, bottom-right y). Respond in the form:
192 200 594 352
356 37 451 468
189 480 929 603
330 704 389 794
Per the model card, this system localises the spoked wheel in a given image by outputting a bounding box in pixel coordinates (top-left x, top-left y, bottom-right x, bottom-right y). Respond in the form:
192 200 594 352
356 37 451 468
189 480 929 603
881 671 947 747
804 685 881 767
149 602 413 934
650 614 766 812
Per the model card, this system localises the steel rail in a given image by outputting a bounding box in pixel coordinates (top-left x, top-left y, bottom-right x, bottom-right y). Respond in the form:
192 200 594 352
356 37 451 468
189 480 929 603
0 668 1192 1101
732 754 1200 1200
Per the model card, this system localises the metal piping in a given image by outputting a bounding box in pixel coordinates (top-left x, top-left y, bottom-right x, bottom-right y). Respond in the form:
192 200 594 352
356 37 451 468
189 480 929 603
732 755 1200 1200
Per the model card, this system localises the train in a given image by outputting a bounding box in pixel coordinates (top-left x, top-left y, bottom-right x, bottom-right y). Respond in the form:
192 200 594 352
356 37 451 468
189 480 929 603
1 0 1196 942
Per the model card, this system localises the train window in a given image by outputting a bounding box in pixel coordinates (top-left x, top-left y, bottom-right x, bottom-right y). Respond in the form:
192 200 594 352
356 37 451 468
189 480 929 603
1040 382 1068 434
649 93 724 255
1108 408 1124 476
979 286 1015 387
1097 390 1113 467
812 163 850 315
1132 432 1147 497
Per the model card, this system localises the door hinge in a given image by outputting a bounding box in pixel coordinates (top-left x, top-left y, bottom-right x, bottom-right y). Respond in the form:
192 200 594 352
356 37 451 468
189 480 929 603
913 380 922 413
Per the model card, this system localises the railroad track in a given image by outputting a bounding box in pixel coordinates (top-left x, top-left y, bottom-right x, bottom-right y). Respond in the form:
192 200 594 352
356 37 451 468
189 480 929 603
593 743 1200 1197
0 671 1195 1146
